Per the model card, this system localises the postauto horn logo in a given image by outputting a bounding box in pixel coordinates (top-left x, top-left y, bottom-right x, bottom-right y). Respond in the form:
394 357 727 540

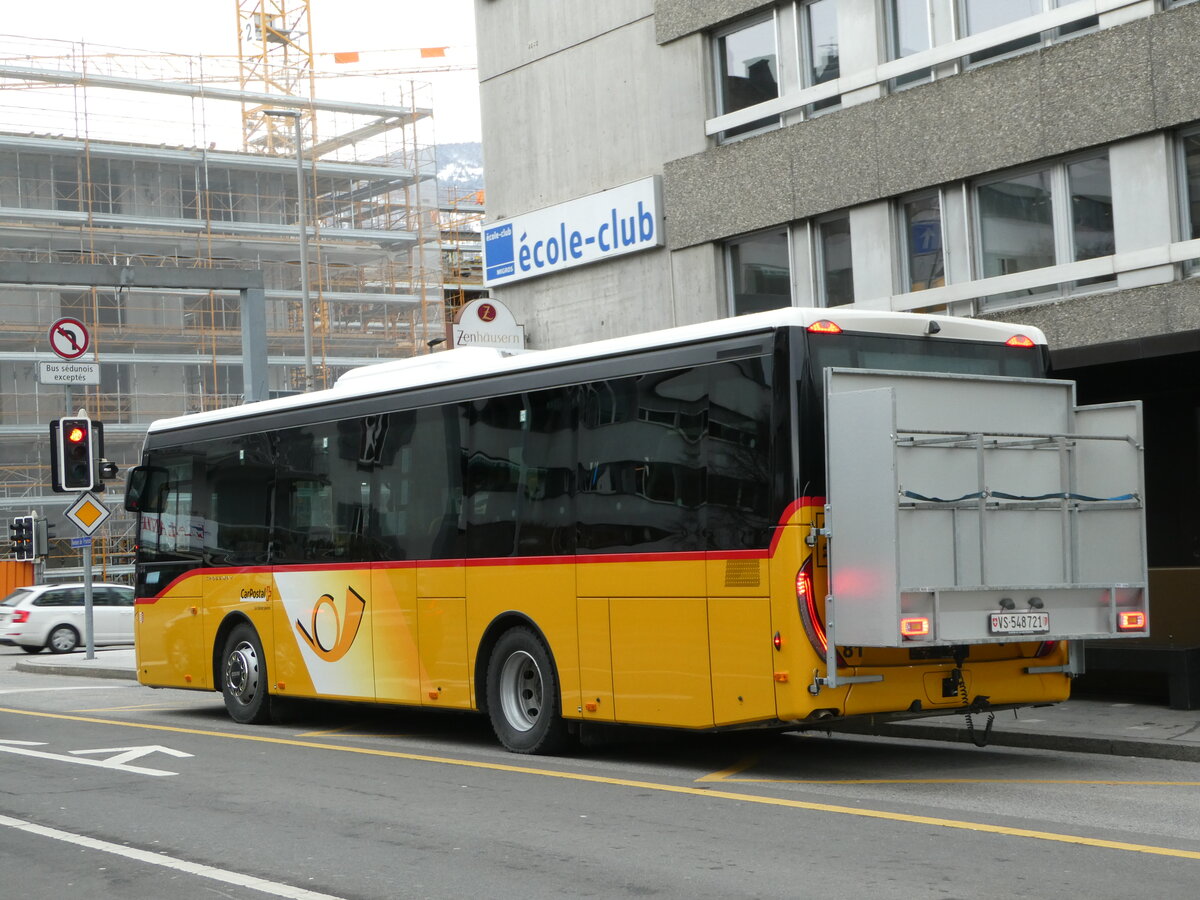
483 176 663 286
294 587 366 663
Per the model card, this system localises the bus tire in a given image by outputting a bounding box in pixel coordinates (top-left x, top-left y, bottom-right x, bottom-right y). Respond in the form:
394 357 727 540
221 623 272 725
486 627 569 755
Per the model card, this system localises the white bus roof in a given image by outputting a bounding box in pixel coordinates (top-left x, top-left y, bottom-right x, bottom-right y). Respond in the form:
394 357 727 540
145 308 1047 434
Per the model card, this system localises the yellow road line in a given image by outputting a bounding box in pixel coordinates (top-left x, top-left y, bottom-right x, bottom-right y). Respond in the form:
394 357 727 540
295 725 409 738
720 778 1200 786
700 754 1200 786
3 705 1199 861
696 754 761 781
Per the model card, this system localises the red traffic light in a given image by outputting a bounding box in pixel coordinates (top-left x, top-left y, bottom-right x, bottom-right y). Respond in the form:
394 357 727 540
53 416 96 492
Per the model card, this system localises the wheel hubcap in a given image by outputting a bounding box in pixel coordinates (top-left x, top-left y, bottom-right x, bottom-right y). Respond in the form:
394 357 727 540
225 641 260 705
499 650 542 733
51 629 75 652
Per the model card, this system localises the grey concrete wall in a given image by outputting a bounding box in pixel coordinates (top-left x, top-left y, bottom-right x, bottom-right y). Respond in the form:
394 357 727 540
655 0 772 44
664 4 1200 250
489 248 680 349
476 0 655 80
476 2 713 346
980 279 1200 355
477 12 708 220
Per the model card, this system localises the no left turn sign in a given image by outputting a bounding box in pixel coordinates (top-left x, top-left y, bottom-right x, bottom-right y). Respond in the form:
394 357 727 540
48 317 90 360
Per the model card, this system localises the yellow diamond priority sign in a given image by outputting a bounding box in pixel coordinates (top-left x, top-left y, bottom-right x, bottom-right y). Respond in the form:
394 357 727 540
65 491 111 535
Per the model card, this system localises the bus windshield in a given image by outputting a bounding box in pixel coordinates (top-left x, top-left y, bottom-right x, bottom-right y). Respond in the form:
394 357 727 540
806 331 1047 379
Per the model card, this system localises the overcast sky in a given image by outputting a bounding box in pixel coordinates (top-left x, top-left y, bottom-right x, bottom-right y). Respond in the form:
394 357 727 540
0 0 482 143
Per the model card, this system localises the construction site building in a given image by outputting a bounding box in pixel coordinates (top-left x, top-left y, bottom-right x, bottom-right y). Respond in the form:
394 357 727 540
0 36 456 579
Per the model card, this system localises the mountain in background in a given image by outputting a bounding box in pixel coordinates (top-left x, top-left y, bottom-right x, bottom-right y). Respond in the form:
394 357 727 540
435 141 484 202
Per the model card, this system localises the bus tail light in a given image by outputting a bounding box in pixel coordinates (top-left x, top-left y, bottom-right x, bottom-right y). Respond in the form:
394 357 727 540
808 320 842 335
1005 334 1036 348
1034 640 1059 658
1118 611 1147 631
796 557 826 656
900 616 930 639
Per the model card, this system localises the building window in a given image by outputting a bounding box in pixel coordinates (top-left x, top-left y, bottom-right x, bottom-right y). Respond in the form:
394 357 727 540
1067 155 1115 287
1182 131 1200 242
978 169 1055 285
727 229 791 316
975 154 1113 305
900 192 944 292
888 0 933 89
715 13 780 140
817 214 853 306
801 0 840 113
960 0 1098 66
1177 129 1200 275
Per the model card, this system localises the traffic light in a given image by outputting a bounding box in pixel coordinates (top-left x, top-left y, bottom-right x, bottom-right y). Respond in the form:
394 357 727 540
9 515 34 560
33 516 53 558
53 416 96 492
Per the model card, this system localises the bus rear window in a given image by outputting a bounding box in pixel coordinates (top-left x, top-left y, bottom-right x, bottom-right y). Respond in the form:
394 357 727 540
806 331 1046 379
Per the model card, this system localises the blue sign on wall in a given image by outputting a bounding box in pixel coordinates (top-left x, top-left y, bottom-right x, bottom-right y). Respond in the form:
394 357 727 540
482 177 663 287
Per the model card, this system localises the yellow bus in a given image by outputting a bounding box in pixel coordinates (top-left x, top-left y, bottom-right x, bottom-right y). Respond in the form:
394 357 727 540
124 308 1149 753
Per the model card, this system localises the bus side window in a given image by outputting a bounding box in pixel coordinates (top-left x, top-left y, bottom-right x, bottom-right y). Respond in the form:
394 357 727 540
578 368 708 553
273 421 366 563
372 406 464 562
707 358 774 550
465 388 575 558
207 435 273 566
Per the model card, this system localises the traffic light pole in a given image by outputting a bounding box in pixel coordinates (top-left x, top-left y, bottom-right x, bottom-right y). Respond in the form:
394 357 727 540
52 408 99 658
82 538 95 659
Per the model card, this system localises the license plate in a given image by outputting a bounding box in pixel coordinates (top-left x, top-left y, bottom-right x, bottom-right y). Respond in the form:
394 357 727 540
989 611 1050 635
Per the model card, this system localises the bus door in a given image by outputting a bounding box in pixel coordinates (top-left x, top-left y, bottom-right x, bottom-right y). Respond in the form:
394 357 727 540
128 456 209 689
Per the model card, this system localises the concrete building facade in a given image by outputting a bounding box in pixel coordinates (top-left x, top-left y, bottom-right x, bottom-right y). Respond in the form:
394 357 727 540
474 0 1200 662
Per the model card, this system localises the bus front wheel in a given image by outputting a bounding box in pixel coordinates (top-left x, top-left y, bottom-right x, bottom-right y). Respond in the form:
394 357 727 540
486 627 569 755
221 623 272 725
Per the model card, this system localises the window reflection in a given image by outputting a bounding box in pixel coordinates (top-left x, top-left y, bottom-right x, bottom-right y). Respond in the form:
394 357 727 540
890 0 932 88
1068 156 1114 287
978 170 1054 280
728 229 791 315
902 194 944 292
818 215 853 306
803 0 840 113
717 16 779 138
1182 134 1200 242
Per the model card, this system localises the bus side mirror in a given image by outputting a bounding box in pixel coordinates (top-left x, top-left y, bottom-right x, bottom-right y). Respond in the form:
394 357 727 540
124 465 169 513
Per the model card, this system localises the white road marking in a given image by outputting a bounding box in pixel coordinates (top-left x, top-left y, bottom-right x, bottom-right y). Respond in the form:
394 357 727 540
0 814 345 900
71 745 193 767
0 741 189 776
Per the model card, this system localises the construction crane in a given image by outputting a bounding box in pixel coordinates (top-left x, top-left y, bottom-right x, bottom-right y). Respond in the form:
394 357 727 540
236 0 316 153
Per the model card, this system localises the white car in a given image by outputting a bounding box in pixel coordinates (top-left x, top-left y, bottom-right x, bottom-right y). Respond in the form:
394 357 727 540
0 583 134 654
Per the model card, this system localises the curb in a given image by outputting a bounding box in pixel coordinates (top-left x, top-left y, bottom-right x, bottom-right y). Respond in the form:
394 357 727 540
15 661 137 681
830 721 1200 763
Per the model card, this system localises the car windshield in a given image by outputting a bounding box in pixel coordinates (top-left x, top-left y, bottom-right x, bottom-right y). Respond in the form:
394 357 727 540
1 588 34 606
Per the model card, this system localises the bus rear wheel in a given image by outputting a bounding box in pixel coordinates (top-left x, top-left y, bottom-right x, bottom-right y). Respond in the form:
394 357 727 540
486 627 569 755
221 623 272 725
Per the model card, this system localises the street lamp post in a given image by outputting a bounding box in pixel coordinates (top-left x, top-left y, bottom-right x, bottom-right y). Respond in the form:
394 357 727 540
263 108 314 390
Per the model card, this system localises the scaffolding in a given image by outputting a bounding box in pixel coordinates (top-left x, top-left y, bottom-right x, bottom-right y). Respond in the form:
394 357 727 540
439 187 487 329
0 32 447 578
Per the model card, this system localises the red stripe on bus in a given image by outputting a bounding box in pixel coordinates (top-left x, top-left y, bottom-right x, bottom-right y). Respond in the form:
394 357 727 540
133 496 827 599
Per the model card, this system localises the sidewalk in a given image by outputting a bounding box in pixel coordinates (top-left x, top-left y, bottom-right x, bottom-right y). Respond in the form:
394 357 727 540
14 648 1200 762
16 645 137 681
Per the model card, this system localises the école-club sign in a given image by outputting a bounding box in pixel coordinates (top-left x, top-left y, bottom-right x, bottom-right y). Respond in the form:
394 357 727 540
483 176 663 286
